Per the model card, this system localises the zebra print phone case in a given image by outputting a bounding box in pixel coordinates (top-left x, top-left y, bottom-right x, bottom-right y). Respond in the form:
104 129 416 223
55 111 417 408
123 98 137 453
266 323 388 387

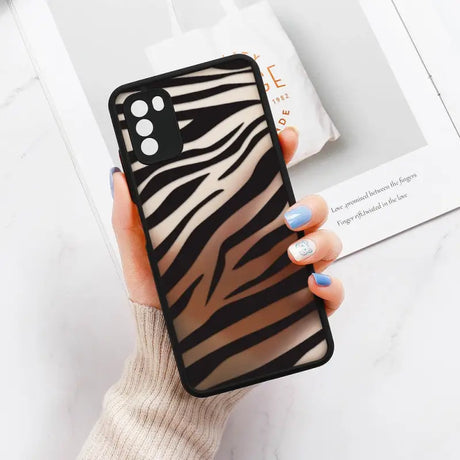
109 55 333 397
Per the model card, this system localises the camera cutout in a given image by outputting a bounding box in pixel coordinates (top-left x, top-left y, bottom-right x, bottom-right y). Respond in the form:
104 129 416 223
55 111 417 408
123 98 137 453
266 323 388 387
152 96 165 111
130 100 148 117
123 89 183 165
141 138 159 156
136 119 154 137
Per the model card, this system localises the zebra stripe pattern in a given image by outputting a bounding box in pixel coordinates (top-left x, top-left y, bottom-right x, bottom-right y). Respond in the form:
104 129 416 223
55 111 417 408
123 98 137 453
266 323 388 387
115 58 329 392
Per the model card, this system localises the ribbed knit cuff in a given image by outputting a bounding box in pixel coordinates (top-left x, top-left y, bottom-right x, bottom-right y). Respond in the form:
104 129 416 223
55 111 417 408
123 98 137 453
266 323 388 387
78 302 248 460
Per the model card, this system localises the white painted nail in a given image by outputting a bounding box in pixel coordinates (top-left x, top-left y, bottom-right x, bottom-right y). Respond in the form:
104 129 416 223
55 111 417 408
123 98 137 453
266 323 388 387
289 239 317 261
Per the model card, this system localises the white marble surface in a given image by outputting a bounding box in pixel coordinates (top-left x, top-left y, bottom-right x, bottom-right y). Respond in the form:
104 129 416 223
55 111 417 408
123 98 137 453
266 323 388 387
0 4 132 458
1 1 460 460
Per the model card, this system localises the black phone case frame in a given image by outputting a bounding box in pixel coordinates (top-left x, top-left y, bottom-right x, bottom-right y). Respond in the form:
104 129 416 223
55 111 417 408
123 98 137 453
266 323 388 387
108 54 334 397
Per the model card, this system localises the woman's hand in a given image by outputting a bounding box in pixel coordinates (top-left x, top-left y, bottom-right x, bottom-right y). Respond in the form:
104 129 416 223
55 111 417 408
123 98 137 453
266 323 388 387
111 127 344 315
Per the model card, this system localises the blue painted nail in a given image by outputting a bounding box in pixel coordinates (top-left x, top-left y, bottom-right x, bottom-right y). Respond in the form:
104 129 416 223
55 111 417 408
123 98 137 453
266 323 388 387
312 273 332 287
109 167 121 198
284 205 312 229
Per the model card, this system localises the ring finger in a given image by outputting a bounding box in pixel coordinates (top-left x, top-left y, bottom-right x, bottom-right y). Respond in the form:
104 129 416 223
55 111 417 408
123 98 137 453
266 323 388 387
287 229 342 272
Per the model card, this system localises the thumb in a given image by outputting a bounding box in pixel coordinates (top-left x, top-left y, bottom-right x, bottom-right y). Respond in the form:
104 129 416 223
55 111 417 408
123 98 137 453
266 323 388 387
111 168 141 232
110 168 160 307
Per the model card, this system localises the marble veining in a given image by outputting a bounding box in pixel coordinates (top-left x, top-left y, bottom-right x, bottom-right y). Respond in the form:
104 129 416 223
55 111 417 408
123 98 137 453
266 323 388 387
0 74 38 108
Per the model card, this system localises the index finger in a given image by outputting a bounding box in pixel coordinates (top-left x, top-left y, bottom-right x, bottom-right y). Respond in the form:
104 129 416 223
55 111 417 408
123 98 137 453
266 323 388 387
278 126 299 164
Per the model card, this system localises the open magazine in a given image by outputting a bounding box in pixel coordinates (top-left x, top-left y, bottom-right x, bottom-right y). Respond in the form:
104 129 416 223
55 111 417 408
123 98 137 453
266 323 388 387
10 0 460 259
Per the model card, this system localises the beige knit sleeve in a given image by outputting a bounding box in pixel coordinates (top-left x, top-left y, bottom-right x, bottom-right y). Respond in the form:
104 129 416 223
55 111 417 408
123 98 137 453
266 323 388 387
78 302 248 460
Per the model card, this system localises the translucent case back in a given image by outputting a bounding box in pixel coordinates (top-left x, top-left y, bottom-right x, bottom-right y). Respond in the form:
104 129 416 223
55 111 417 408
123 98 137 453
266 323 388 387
109 55 333 397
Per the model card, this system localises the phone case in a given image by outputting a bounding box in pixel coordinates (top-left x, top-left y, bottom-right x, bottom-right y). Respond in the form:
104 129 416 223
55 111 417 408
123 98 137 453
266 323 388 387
109 55 333 397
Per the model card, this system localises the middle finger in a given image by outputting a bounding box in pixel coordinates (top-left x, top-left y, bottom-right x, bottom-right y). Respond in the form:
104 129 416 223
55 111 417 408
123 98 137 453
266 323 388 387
284 194 329 233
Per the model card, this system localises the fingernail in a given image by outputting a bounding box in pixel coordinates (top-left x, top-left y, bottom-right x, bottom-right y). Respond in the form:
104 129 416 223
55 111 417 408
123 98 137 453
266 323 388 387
287 125 299 136
289 238 316 261
312 273 332 287
109 167 121 198
284 205 312 229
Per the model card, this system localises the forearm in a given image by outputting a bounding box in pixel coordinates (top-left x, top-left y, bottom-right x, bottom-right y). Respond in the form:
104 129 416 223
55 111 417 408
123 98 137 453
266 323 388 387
78 302 247 460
